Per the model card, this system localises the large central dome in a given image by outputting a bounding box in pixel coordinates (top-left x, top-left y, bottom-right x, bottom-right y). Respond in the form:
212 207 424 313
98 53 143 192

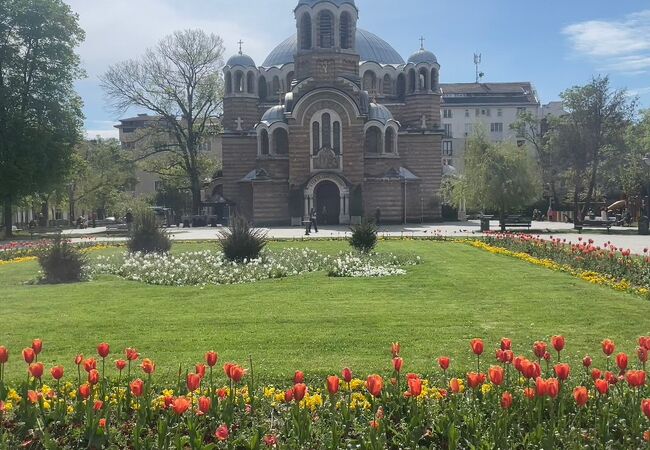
262 28 405 67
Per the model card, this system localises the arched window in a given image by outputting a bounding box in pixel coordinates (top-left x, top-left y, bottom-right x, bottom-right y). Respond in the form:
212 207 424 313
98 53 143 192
260 130 269 155
273 128 289 155
340 12 351 49
333 121 341 154
225 72 232 94
407 69 416 94
246 72 255 94
258 76 267 101
385 127 395 153
382 74 392 95
286 71 294 92
418 68 428 91
300 13 312 50
365 126 382 153
272 76 280 96
234 71 244 93
318 11 334 48
396 74 406 101
431 68 439 90
362 71 377 93
312 121 320 154
322 113 331 148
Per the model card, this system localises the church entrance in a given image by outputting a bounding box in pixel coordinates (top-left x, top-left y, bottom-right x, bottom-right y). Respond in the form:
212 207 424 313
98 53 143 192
314 180 340 225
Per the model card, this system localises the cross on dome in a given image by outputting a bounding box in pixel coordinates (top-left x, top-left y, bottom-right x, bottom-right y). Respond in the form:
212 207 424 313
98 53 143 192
237 39 244 55
419 36 425 50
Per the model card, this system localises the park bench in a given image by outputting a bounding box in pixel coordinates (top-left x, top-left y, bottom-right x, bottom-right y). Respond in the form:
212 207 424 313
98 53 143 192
574 218 616 234
499 215 532 231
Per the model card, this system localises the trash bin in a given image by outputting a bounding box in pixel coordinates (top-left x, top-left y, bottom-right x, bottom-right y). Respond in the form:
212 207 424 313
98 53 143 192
480 217 491 232
639 216 649 235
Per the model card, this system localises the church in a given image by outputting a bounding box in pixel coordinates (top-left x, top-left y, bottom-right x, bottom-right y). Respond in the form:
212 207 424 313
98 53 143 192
217 0 442 225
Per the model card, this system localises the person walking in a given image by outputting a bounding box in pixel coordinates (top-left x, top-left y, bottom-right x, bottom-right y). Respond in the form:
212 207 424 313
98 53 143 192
125 210 134 232
309 208 318 233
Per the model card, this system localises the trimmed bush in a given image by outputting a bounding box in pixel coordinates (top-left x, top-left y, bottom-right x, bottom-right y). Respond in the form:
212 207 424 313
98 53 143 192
38 235 87 283
218 215 267 262
127 209 171 254
349 218 378 253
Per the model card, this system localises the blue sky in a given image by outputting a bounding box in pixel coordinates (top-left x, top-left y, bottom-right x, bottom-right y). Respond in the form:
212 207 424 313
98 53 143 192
65 0 650 138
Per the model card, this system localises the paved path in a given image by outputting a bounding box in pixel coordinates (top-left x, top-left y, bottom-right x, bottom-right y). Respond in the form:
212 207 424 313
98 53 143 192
52 220 650 256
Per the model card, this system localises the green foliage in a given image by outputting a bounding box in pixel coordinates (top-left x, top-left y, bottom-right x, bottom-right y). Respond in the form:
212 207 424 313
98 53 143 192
217 215 267 262
448 127 542 216
349 219 378 253
37 235 87 284
127 209 172 254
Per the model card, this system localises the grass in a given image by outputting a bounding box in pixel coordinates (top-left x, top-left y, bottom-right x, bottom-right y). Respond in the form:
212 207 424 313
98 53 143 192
1 239 649 383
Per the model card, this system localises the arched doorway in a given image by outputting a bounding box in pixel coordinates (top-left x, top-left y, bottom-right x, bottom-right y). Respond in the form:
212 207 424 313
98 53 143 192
314 180 340 225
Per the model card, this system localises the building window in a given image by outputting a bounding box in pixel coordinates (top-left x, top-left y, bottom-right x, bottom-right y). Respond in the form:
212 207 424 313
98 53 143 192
225 72 232 94
517 107 526 116
300 13 312 50
312 122 320 154
364 126 382 153
322 113 331 148
333 121 341 154
442 140 453 156
465 109 469 118
312 111 342 155
385 127 395 153
490 123 503 133
273 128 289 155
382 74 392 95
497 108 503 117
318 11 334 48
444 123 452 138
122 127 136 133
340 12 352 49
443 109 452 119
362 71 377 93
260 129 270 155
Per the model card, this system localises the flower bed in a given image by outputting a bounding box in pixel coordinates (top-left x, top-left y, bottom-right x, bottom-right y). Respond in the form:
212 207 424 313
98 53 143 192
89 249 418 286
0 239 116 265
0 337 649 448
471 233 650 298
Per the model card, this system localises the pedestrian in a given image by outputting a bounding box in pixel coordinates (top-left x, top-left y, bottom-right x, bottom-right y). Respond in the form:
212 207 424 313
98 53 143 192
309 208 318 233
125 209 134 232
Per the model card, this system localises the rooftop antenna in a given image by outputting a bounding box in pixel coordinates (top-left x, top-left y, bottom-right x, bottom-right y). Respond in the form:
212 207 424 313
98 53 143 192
237 39 244 55
474 53 484 83
419 36 425 50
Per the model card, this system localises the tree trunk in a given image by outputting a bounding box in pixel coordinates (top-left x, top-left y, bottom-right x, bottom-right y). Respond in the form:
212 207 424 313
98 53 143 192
190 172 202 215
3 195 13 238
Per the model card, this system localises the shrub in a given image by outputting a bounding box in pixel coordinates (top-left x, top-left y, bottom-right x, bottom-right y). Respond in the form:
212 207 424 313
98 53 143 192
37 235 87 283
127 209 171 254
218 215 267 262
349 218 378 253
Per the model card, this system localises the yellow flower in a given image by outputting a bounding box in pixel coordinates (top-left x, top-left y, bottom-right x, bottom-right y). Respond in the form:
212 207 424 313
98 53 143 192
8 389 21 402
41 385 52 396
481 384 492 395
67 406 74 414
3 401 13 412
42 401 51 411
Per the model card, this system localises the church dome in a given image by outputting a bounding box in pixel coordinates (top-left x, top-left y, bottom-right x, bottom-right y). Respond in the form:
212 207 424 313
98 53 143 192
407 48 437 65
262 29 404 67
226 53 256 68
260 105 285 125
296 0 355 8
368 103 393 124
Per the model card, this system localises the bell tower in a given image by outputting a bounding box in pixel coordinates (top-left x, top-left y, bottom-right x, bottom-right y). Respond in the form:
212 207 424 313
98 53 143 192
293 0 359 81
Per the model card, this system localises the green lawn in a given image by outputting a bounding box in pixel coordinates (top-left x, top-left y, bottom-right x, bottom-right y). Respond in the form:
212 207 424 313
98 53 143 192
1 240 649 382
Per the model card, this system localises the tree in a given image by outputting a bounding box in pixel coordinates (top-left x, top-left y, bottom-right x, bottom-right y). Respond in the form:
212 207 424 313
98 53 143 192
101 30 225 215
546 76 635 221
446 128 542 219
0 0 84 236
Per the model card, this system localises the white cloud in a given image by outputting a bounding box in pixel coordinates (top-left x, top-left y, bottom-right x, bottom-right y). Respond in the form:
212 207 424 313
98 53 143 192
563 10 650 74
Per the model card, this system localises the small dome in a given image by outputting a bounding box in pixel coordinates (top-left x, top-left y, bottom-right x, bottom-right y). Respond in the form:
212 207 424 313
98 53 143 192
296 0 355 8
260 105 285 124
226 53 256 68
408 48 438 65
368 103 393 124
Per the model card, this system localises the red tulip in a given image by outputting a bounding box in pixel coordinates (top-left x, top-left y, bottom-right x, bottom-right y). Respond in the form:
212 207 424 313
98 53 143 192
554 363 571 381
29 362 44 379
639 347 649 364
602 339 615 357
391 342 400 357
543 352 551 361
591 368 602 380
198 396 211 414
500 338 512 351
195 363 206 379
449 378 462 393
229 365 245 383
263 435 278 447
501 391 513 409
116 360 127 371
215 424 229 441
573 386 588 407
644 430 650 443
22 348 35 364
626 370 646 388
470 338 484 356
366 375 383 397
50 365 64 380
84 358 97 373
88 369 100 385
93 400 103 412
641 399 650 420
31 339 43 355
186 373 201 392
27 390 39 404
467 372 486 389
582 356 592 368
172 397 190 415
79 383 91 399
533 341 547 359
293 370 304 384
524 387 536 400
99 418 106 429
141 358 156 375
327 376 339 395
406 375 422 397
284 388 294 402
0 346 8 364
502 350 514 364
640 336 650 351
342 367 352 383
292 383 307 402
488 366 504 386
616 353 628 372
392 357 403 372
125 347 139 361
551 335 565 353
605 371 618 385
97 343 110 358
438 357 450 371
74 354 83 366
594 378 609 395
130 378 144 397
217 388 227 399
205 351 218 367
535 377 547 397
